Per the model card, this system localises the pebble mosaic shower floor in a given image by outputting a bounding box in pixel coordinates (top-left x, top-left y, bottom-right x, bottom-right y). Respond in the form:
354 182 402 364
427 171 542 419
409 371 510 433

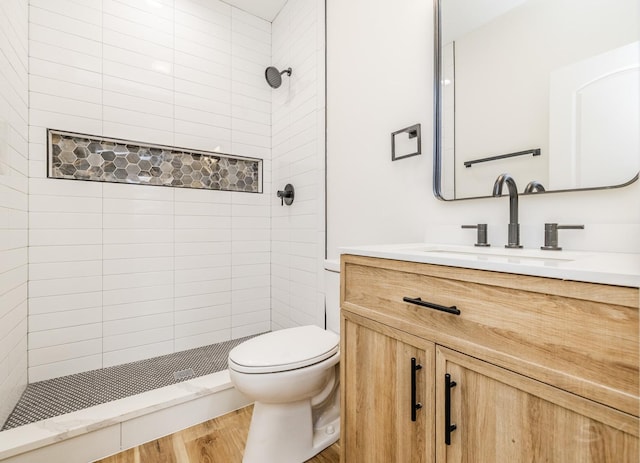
2 335 261 430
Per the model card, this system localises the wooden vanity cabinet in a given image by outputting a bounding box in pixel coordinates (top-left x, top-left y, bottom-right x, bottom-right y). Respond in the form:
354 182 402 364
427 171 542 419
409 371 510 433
341 312 435 462
340 255 639 463
437 347 638 463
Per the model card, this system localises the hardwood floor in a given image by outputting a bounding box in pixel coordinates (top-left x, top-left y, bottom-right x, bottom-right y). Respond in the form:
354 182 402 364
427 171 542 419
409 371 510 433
95 405 340 463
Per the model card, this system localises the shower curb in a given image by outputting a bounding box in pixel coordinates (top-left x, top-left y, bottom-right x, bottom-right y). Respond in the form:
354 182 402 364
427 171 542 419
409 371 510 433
0 370 250 463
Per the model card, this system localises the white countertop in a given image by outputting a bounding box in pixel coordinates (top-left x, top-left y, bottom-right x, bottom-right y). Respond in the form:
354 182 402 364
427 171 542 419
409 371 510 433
339 243 640 287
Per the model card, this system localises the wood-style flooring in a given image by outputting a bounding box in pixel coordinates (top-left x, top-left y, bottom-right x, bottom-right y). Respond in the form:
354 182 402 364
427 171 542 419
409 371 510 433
95 405 340 463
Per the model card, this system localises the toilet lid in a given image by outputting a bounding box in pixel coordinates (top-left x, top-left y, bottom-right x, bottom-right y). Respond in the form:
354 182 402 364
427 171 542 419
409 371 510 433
228 325 339 374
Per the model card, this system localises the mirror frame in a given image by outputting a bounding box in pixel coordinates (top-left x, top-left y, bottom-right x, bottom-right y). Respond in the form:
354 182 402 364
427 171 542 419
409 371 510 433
432 0 639 201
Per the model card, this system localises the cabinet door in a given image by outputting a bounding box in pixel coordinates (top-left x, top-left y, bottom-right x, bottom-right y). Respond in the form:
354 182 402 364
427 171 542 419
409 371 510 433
436 347 639 463
341 311 435 463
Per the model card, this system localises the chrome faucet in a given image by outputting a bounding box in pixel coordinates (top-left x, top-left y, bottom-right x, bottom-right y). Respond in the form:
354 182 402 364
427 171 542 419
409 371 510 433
492 173 523 248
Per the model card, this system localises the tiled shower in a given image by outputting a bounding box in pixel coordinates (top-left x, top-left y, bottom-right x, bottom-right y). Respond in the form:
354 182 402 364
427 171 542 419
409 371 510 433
0 0 325 427
0 0 29 428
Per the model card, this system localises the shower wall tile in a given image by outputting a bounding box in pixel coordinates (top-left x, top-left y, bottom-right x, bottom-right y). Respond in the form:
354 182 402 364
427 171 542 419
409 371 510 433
103 326 174 353
174 0 232 154
102 0 174 147
29 323 102 353
23 0 278 381
27 173 103 381
231 8 271 165
29 277 102 299
30 262 100 284
270 0 325 331
103 12 173 49
29 292 102 317
174 317 230 341
29 0 101 24
28 245 102 264
28 355 104 385
103 313 174 337
103 271 174 291
174 330 230 352
0 305 27 415
28 0 102 180
231 188 271 338
28 59 101 91
231 322 269 340
29 307 102 333
103 341 174 369
102 183 175 368
104 299 174 323
29 194 102 214
174 188 233 351
28 41 99 76
29 338 103 368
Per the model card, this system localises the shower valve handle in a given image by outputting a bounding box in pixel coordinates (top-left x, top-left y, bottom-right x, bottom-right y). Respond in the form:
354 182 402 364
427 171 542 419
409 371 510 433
277 184 295 206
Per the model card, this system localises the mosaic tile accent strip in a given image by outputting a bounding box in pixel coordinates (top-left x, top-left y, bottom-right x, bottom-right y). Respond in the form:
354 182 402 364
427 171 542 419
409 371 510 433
48 130 262 193
2 334 263 430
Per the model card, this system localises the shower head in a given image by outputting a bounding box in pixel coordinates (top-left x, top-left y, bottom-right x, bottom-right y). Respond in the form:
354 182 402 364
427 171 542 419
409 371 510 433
265 66 292 89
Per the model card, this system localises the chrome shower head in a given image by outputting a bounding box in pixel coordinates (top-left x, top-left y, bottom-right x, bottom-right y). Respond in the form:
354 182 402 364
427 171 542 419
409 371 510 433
265 66 292 89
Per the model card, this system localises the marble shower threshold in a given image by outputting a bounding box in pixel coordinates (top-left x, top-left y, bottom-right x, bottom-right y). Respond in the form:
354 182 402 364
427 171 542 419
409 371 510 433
2 334 261 431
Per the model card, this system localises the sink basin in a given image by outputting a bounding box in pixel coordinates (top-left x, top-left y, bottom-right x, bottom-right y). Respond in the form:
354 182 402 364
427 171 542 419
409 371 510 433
395 244 583 264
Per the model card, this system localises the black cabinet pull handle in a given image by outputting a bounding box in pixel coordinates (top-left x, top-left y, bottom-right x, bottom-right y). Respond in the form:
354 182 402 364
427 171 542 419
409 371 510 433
403 296 461 315
411 357 422 422
445 373 457 445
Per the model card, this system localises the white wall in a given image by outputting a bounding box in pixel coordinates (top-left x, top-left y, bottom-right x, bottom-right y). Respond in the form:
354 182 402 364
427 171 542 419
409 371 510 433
326 0 640 259
27 0 273 382
0 0 29 425
270 0 326 330
326 0 433 254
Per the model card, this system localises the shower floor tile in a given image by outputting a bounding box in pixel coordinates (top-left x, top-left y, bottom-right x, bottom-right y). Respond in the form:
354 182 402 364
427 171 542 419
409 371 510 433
2 335 262 431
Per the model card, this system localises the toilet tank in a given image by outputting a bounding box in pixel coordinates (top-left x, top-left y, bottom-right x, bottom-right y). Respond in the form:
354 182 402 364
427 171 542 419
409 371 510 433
324 259 341 334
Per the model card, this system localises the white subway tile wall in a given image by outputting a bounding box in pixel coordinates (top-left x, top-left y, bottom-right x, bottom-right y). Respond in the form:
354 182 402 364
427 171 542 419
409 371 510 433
27 0 273 382
5 0 326 386
174 188 232 352
0 0 29 424
102 183 175 368
270 0 326 331
232 190 271 338
28 175 104 380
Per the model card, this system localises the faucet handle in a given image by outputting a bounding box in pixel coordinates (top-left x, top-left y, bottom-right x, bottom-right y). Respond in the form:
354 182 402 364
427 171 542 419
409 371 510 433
540 223 584 251
461 224 490 247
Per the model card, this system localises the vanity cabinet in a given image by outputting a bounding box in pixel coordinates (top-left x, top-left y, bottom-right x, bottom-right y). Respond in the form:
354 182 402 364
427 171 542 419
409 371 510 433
341 313 434 462
437 347 638 463
340 255 639 463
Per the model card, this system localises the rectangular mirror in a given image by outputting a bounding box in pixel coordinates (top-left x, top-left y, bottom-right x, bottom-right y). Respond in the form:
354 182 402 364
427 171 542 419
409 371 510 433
433 0 639 200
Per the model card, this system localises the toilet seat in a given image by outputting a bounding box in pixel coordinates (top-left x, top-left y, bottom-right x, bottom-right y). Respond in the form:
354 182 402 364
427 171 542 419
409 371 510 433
228 325 339 374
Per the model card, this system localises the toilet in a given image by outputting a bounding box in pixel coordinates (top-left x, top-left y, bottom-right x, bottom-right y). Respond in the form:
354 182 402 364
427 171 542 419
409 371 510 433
228 260 341 463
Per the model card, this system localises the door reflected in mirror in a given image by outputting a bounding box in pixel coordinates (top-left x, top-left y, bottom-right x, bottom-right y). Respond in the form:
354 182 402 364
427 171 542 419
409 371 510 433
434 0 639 200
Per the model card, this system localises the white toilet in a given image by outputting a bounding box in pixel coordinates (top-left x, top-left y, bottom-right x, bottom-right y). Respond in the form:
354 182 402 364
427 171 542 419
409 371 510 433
228 261 341 463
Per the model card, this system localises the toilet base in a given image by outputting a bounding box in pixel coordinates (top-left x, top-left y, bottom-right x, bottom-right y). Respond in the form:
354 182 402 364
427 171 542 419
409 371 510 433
242 399 340 463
